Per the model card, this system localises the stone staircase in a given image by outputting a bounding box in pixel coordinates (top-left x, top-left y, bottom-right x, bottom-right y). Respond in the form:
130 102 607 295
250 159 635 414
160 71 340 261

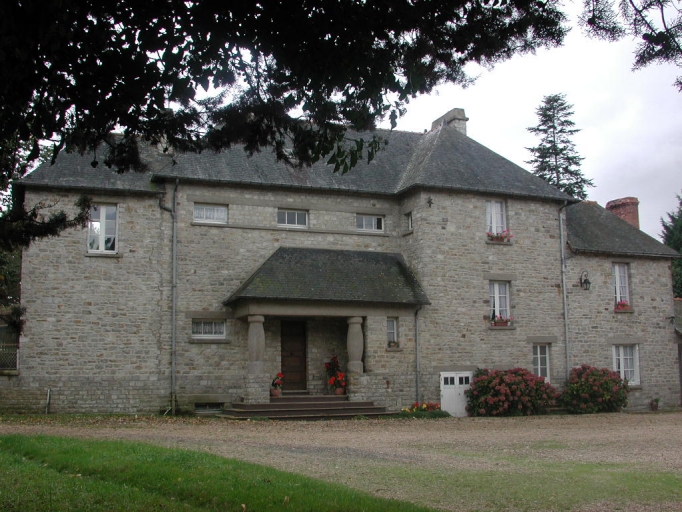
217 390 390 420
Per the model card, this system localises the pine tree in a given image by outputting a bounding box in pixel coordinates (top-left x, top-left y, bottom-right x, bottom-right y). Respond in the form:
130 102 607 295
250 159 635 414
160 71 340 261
526 94 593 199
661 194 682 297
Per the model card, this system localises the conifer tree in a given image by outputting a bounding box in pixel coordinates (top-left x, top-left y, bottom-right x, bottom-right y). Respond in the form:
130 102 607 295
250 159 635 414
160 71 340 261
661 194 682 297
526 94 594 199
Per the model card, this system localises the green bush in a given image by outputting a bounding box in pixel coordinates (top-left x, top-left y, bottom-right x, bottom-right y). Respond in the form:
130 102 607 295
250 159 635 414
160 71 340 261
465 368 558 416
560 364 629 413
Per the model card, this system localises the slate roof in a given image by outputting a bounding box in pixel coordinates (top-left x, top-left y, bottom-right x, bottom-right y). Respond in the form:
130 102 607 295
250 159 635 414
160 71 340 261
566 201 679 259
22 123 573 201
20 148 165 194
224 247 430 306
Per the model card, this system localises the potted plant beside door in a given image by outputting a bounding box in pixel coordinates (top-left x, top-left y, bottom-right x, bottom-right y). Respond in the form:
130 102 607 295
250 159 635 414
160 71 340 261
328 371 347 395
270 373 284 397
325 356 347 395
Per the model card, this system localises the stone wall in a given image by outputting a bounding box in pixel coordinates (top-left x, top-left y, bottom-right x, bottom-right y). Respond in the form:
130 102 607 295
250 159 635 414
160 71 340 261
404 191 569 403
1 189 173 413
7 182 680 414
565 252 680 410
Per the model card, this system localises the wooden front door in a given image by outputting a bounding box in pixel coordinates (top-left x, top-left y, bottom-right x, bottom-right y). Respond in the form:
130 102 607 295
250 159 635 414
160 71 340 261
280 321 307 390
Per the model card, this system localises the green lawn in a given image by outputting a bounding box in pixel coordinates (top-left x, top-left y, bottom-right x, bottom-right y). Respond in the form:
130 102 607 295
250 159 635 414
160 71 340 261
0 435 433 512
2 426 682 511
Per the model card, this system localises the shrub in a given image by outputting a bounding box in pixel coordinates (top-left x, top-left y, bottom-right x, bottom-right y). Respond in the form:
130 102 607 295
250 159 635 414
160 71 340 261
464 368 558 417
560 364 629 414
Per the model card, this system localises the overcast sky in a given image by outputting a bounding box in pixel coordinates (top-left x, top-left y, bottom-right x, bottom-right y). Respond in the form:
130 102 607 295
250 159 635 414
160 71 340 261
384 8 682 242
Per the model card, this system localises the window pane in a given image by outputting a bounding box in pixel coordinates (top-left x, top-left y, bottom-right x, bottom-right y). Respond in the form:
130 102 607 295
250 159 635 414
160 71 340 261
387 318 396 342
277 210 286 224
356 216 364 229
88 221 101 251
192 322 202 335
376 217 383 230
193 206 204 220
104 206 116 221
296 211 306 225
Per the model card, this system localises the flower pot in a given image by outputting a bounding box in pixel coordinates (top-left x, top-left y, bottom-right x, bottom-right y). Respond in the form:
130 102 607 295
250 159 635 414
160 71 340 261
334 387 346 395
270 388 281 398
493 321 509 327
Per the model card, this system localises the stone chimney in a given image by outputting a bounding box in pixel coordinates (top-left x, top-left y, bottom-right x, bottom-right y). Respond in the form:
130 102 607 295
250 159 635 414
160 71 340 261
605 197 640 229
430 108 468 135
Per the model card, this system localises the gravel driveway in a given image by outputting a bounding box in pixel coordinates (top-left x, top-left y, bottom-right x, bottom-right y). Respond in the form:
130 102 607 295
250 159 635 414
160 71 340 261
1 411 681 511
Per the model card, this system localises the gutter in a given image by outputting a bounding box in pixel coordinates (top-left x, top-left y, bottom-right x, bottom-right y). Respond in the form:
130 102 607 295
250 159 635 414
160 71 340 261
415 305 422 403
159 179 179 414
559 201 571 381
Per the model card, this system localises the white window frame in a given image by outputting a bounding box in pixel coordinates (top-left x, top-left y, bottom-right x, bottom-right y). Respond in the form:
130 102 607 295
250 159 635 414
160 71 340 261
486 200 506 234
489 281 510 320
613 263 630 306
87 204 118 254
387 317 398 346
613 344 640 385
193 204 228 224
191 320 226 340
533 344 550 382
356 214 384 232
277 209 308 228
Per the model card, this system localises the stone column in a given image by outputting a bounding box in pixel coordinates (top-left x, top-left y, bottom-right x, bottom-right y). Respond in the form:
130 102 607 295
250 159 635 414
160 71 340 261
347 317 364 374
247 315 265 374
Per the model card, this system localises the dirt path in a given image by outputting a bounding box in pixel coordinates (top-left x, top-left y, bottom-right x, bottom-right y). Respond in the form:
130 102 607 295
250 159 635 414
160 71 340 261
2 412 682 511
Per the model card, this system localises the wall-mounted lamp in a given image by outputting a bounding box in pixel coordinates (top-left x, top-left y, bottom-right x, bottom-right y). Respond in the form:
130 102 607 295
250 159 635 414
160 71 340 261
580 271 591 291
427 196 434 208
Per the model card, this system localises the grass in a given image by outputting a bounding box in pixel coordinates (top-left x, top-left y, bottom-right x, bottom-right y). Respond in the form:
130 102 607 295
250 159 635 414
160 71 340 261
0 435 434 512
0 420 682 512
363 454 682 511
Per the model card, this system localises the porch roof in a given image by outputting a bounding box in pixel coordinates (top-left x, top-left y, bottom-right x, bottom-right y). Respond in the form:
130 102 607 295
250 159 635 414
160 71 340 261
224 247 430 307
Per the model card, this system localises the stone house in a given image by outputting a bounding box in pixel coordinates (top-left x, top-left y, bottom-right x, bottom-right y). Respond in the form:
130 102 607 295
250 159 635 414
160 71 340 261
1 108 679 414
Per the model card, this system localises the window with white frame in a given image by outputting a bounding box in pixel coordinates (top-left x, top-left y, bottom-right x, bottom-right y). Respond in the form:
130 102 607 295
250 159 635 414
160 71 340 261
486 200 506 234
613 263 630 307
356 214 384 232
191 320 226 339
489 281 510 320
387 317 398 347
405 212 413 231
533 344 550 382
87 204 118 253
277 209 308 227
193 204 228 224
613 344 640 385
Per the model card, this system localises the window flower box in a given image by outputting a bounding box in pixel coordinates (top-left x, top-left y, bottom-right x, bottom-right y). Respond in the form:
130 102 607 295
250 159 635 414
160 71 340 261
615 300 631 312
486 230 513 243
490 316 513 327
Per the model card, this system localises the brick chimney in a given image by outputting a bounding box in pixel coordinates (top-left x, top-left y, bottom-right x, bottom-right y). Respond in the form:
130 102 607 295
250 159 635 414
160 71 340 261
606 197 640 229
431 108 468 135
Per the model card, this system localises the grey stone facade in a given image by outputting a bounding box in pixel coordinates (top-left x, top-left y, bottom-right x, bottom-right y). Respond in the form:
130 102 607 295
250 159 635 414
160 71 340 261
3 110 679 414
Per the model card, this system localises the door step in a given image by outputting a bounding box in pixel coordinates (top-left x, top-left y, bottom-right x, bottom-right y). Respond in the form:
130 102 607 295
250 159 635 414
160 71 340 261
218 394 390 420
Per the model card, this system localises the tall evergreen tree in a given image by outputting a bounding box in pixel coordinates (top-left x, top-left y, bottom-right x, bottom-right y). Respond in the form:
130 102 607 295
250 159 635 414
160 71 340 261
526 94 594 200
661 193 682 297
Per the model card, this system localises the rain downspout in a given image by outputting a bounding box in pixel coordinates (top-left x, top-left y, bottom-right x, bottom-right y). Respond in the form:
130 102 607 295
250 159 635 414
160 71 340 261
415 305 422 403
159 179 179 414
558 201 571 380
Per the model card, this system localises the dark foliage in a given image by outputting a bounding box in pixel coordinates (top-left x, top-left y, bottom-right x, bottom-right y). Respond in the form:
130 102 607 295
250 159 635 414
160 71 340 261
526 93 593 199
0 0 568 249
579 0 682 91
661 193 682 297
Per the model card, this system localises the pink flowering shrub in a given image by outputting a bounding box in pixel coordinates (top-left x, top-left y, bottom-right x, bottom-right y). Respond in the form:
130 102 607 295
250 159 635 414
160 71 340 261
464 368 558 417
560 364 629 414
